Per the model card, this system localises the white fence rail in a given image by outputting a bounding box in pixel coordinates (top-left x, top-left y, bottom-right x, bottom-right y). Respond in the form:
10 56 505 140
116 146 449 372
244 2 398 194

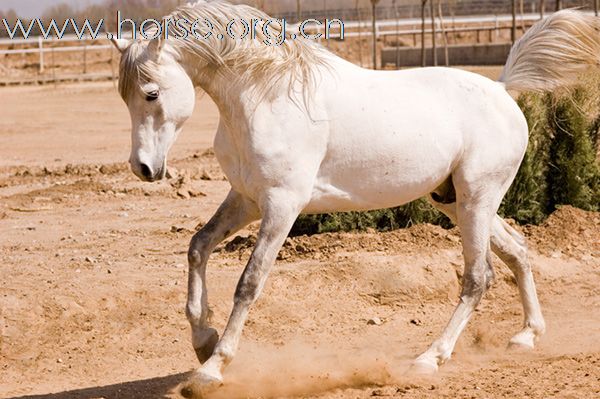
0 33 103 45
1 44 112 55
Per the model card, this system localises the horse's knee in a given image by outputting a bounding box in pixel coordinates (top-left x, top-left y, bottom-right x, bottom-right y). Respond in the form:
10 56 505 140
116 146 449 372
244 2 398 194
234 278 260 306
188 232 211 266
234 265 264 306
461 257 494 303
186 236 212 328
186 301 205 326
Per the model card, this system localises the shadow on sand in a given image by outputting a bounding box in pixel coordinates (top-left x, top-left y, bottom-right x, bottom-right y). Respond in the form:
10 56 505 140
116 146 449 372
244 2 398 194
9 372 191 399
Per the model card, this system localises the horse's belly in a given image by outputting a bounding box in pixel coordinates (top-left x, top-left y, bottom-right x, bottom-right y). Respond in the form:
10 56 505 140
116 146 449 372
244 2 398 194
304 180 440 214
304 140 459 214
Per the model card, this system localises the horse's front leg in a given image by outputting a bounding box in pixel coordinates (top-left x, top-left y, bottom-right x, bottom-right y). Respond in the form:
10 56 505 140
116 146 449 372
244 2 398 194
183 190 301 396
187 190 259 364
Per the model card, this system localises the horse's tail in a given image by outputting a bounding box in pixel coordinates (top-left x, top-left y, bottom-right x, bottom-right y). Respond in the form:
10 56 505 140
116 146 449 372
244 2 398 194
499 9 600 92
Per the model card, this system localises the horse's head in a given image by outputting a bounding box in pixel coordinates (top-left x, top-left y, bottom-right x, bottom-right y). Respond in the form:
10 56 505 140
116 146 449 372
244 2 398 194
112 38 195 182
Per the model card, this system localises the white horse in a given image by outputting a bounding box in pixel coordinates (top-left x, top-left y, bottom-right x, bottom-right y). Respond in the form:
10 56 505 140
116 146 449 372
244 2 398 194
111 1 600 396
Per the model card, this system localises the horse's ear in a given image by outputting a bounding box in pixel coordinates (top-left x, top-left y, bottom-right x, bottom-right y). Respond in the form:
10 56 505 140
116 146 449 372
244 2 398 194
110 37 130 54
147 37 165 60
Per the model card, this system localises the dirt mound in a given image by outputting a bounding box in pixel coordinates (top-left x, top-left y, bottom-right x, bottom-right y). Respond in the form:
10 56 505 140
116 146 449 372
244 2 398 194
222 224 462 262
5 179 114 205
525 205 600 259
5 163 130 178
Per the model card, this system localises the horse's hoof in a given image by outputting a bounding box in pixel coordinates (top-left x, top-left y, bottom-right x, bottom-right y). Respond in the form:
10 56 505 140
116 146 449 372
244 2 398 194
508 331 536 350
410 357 439 375
193 328 219 364
180 384 201 399
180 371 223 398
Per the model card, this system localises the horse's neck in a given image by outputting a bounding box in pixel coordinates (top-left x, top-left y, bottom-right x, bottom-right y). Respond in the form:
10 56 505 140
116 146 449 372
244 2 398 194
189 67 248 129
186 50 352 132
189 64 290 133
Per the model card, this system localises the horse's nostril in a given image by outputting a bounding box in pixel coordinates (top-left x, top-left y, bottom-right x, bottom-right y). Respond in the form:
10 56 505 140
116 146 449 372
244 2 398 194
140 163 152 179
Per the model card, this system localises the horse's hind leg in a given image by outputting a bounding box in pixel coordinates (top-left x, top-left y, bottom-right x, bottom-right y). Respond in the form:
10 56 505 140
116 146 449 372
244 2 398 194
415 193 496 372
490 217 545 348
428 198 545 351
187 190 259 364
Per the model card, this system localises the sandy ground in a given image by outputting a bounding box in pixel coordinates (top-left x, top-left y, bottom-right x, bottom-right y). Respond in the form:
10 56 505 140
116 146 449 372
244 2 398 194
1 80 599 399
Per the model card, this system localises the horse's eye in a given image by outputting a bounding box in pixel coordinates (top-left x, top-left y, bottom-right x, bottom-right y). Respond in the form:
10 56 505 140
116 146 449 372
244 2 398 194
145 91 159 102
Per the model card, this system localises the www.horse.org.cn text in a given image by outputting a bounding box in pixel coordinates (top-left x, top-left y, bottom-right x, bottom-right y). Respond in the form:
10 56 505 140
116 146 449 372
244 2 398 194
1 12 345 46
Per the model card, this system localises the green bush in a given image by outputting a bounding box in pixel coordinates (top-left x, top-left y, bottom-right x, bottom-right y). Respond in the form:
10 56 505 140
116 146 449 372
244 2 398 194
290 199 451 236
546 90 600 212
499 93 552 224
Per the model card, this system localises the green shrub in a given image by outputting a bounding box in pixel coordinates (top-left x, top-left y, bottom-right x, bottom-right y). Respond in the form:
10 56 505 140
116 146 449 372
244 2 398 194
499 93 552 224
546 90 600 212
290 198 451 236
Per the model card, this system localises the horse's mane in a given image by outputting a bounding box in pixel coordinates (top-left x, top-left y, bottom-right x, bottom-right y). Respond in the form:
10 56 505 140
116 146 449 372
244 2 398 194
119 0 330 104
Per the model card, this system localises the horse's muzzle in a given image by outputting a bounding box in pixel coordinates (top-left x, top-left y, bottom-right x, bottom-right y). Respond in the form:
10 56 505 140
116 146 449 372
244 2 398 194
137 162 165 182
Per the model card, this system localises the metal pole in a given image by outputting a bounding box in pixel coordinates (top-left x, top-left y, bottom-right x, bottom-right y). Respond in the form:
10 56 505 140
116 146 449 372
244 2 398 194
430 0 437 66
520 0 525 33
371 0 379 70
555 0 561 11
512 0 517 44
421 0 427 67
595 0 599 17
540 0 545 19
324 0 329 47
438 0 449 66
393 0 400 69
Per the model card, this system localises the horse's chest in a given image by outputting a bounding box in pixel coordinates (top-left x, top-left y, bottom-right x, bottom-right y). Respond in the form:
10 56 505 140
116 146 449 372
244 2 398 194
214 147 248 196
213 132 260 200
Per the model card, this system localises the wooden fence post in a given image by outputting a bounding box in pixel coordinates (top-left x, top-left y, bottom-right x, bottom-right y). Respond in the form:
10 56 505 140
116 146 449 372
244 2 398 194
356 0 364 68
512 0 517 44
438 0 449 66
83 44 87 75
51 44 56 87
371 0 380 70
495 16 500 40
520 0 525 33
38 36 44 74
110 47 116 89
430 0 437 66
393 0 400 68
296 0 302 22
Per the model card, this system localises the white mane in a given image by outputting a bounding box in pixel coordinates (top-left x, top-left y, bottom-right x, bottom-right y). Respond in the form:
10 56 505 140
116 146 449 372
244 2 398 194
118 0 330 102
